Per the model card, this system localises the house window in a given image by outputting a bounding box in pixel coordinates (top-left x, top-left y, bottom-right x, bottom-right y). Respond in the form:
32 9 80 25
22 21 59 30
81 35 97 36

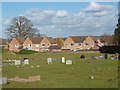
85 43 89 46
95 41 98 43
79 43 82 46
36 44 39 47
41 44 45 47
65 43 67 46
29 44 32 47
47 44 49 46
70 43 74 46
15 45 18 47
91 43 94 45
11 45 13 47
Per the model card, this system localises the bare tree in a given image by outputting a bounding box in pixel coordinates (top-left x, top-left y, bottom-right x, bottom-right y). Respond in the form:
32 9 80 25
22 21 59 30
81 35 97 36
5 16 43 39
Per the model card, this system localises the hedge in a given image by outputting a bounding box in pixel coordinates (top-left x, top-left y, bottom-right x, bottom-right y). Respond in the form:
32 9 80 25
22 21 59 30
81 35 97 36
99 46 120 54
14 49 38 54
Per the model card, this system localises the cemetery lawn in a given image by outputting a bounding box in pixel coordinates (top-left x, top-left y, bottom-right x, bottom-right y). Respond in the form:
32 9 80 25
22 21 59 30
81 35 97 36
2 52 118 88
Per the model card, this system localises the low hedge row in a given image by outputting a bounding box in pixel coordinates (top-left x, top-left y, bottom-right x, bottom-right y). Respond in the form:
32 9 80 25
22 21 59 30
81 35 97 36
99 46 120 54
14 49 38 54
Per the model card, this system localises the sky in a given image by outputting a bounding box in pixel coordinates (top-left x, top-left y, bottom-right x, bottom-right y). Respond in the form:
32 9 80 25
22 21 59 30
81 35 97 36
2 1 119 39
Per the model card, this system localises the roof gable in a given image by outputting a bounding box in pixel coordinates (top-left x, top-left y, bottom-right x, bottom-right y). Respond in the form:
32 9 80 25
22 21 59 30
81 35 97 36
46 37 56 44
29 37 43 44
15 37 25 45
69 36 87 43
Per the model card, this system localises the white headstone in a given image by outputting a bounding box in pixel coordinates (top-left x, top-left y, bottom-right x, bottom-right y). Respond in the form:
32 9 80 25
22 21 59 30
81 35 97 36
47 58 52 64
0 77 7 85
24 59 29 64
15 60 21 65
66 60 72 65
62 57 65 63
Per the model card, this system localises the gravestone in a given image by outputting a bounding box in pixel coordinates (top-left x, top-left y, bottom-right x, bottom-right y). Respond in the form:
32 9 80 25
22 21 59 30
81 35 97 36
104 54 107 59
62 57 65 63
15 60 21 65
47 58 52 64
24 59 29 64
0 77 7 85
80 55 85 59
92 56 95 60
66 60 72 65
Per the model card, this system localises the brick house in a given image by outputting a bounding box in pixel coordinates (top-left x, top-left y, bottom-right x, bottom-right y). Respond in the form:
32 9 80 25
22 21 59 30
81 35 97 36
23 37 43 51
0 39 9 50
9 37 25 52
63 36 87 50
40 37 57 52
82 36 102 50
99 35 113 46
63 36 102 50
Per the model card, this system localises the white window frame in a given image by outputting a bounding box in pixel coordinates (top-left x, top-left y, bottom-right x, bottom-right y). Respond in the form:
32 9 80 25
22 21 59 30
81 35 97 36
29 44 32 47
35 44 39 47
15 44 18 47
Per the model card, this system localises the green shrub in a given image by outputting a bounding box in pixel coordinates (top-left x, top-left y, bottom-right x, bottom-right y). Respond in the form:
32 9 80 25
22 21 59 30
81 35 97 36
99 46 120 54
14 49 38 54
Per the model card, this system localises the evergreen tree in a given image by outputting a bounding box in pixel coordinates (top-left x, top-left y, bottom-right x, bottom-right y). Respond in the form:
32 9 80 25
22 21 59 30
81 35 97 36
113 16 120 46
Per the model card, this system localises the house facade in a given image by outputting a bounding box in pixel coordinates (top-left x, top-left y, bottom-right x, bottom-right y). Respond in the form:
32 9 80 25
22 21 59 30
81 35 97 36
100 36 113 46
40 37 57 52
9 37 25 52
63 36 102 50
0 39 9 50
23 37 43 51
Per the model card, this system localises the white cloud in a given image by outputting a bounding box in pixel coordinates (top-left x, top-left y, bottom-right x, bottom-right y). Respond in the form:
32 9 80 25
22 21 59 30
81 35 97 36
56 10 68 17
84 2 114 16
3 2 117 38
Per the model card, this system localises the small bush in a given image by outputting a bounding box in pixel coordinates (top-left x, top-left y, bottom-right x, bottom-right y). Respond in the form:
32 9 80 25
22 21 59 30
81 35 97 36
14 49 38 54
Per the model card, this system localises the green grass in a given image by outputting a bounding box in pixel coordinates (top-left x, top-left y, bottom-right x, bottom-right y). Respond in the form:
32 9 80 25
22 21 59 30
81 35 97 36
2 52 118 88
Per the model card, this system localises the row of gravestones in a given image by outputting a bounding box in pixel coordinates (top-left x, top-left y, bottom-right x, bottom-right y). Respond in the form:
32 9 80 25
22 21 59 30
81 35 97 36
4 59 29 65
47 57 72 65
15 59 29 65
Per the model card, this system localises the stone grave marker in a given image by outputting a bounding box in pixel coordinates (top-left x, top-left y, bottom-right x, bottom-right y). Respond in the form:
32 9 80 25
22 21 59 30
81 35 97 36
47 58 52 64
24 59 29 64
0 77 7 85
92 56 95 60
15 60 21 65
104 53 107 59
62 57 65 63
28 75 40 82
66 60 72 65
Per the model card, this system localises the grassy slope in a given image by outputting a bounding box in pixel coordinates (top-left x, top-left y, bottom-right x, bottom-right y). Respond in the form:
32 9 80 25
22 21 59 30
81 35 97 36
2 52 118 88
